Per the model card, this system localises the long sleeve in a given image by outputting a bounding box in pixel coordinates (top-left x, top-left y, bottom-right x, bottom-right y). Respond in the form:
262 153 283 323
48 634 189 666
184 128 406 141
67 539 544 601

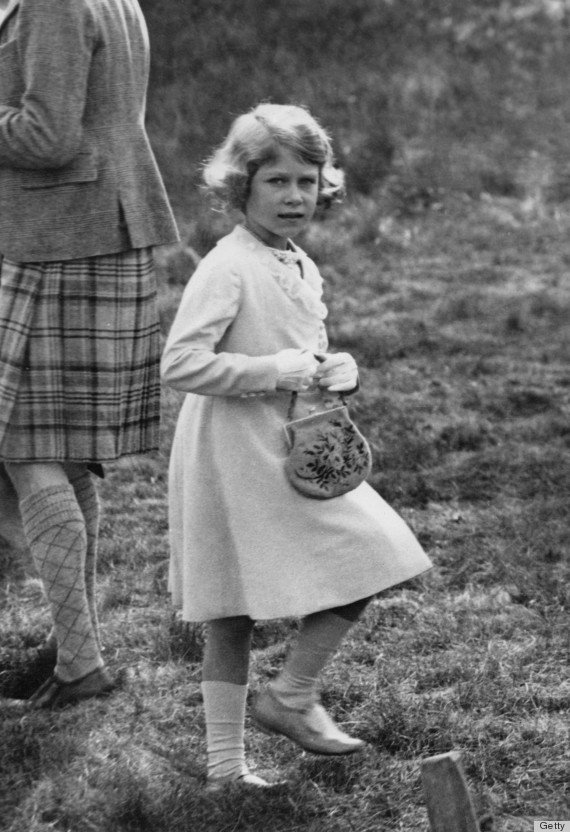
0 0 94 168
161 260 280 397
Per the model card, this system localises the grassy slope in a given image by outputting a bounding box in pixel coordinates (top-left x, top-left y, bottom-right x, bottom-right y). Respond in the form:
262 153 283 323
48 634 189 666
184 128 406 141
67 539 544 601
1 1 570 830
1 194 568 832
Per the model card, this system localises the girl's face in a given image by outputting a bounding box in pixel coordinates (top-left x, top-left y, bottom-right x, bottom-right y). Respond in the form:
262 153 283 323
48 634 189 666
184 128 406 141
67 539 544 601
245 147 319 250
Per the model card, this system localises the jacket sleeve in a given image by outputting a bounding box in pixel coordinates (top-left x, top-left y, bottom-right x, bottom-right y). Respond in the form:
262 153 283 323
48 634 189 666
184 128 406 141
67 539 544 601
0 0 95 168
161 259 280 397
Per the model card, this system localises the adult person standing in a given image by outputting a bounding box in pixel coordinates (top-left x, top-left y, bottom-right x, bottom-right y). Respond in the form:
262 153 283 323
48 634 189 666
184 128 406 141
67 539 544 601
0 0 179 708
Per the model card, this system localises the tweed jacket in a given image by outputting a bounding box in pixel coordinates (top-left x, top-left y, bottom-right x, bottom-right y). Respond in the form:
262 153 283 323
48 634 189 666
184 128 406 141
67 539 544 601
0 0 179 262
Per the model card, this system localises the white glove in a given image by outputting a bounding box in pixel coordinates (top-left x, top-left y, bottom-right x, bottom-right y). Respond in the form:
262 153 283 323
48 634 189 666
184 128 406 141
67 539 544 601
314 352 358 392
275 349 319 391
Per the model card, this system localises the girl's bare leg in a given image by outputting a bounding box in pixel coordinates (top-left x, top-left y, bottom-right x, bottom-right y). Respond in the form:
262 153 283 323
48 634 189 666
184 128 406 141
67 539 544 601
202 615 253 685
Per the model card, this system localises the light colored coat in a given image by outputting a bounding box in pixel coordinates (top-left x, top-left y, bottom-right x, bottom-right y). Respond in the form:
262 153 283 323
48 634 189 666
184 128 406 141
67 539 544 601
162 226 431 622
0 0 178 262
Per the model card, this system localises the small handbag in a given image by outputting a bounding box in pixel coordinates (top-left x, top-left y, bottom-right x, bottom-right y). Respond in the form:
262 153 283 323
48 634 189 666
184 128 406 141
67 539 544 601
283 389 372 499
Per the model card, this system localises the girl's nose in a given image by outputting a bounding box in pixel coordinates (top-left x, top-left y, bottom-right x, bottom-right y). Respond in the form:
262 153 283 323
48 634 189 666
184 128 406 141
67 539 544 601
285 185 302 204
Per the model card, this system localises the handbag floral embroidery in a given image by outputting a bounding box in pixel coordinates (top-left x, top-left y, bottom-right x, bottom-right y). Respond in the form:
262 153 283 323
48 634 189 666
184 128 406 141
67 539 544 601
283 391 372 499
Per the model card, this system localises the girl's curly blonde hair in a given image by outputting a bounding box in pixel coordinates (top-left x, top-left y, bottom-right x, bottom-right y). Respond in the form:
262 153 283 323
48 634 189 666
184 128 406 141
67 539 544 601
202 103 345 211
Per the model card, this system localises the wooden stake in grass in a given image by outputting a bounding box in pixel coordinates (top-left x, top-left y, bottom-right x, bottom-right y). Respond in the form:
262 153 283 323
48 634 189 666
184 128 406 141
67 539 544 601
421 751 480 832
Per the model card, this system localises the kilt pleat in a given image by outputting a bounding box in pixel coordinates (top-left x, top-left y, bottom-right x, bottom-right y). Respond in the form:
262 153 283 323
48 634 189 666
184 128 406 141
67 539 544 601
0 248 161 463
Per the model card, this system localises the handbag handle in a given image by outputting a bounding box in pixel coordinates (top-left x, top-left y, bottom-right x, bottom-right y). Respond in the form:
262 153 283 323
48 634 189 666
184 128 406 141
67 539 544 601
286 354 354 421
287 389 347 422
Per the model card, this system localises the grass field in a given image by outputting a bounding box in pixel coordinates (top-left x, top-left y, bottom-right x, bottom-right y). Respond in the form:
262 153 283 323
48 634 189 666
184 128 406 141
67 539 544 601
1 184 569 831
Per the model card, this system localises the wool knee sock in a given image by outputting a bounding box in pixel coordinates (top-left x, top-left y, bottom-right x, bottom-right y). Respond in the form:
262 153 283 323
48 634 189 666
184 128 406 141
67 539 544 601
201 681 249 782
19 484 103 683
270 611 354 710
69 471 101 651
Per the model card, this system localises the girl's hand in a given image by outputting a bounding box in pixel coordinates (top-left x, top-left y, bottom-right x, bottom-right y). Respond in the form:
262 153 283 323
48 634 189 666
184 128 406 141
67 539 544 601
314 352 359 392
276 349 320 391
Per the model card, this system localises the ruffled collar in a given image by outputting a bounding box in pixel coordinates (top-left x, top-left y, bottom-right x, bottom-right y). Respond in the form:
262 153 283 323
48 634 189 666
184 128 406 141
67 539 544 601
268 247 303 267
227 225 328 321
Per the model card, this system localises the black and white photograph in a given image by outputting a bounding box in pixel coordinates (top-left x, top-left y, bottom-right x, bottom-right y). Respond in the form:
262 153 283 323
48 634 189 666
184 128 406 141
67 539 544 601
0 1 568 830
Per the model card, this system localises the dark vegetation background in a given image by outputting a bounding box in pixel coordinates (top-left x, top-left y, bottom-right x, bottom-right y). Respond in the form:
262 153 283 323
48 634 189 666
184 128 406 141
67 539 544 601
140 0 570 230
1 2 569 830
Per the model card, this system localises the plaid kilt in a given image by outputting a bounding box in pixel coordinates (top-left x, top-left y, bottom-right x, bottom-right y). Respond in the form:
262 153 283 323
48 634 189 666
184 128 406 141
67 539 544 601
0 248 161 463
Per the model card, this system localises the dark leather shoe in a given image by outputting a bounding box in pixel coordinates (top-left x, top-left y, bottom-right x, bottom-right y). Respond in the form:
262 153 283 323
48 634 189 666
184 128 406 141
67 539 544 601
0 644 57 700
28 667 116 709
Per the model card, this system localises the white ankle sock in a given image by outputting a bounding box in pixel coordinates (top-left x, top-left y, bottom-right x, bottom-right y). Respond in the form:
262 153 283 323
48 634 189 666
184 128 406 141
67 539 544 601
270 612 353 710
201 681 249 781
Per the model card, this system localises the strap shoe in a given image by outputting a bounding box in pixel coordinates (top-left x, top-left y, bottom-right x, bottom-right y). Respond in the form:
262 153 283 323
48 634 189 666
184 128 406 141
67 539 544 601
253 687 365 756
205 771 286 793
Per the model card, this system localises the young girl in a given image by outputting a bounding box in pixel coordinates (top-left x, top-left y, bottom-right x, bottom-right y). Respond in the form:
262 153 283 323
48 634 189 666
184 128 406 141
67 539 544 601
161 103 431 790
